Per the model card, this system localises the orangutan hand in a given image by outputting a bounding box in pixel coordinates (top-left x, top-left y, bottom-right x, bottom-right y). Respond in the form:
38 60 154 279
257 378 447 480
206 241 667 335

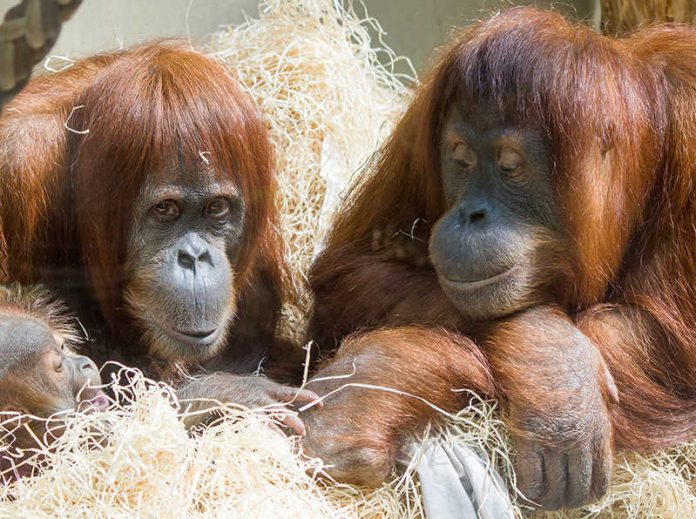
371 222 431 268
486 306 617 510
178 373 320 436
510 378 614 510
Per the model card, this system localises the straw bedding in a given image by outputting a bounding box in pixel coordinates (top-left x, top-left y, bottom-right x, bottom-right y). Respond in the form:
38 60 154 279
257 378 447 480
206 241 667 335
602 0 696 35
208 0 414 340
0 1 694 517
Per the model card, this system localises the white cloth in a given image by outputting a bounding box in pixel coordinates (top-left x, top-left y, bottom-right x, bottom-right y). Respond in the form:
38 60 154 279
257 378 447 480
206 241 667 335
405 439 514 519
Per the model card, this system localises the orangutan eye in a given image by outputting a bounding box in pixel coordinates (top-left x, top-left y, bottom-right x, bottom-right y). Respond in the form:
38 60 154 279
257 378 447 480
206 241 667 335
151 200 180 222
452 142 477 170
55 359 64 373
205 198 230 218
498 147 523 172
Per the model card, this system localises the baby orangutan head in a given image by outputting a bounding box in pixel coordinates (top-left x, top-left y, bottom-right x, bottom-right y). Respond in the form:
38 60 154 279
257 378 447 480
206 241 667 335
0 286 107 418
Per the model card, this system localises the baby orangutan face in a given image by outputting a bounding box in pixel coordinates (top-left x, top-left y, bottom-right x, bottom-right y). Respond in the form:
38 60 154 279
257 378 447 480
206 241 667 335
0 316 108 417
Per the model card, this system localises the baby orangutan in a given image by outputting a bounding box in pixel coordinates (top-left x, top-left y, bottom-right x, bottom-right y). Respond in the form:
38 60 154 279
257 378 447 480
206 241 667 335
0 285 107 479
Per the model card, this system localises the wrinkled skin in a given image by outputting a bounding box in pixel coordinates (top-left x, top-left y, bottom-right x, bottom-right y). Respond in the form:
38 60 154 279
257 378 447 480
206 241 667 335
122 167 312 434
430 107 567 320
124 168 244 363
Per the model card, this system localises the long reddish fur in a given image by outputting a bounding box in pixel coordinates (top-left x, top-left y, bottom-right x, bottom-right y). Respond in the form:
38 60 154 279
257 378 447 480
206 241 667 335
304 327 494 485
310 9 696 452
0 43 289 373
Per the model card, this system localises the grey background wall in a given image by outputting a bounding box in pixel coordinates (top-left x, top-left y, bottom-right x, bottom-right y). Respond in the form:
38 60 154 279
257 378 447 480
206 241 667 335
2 0 599 72
46 0 258 57
366 0 597 70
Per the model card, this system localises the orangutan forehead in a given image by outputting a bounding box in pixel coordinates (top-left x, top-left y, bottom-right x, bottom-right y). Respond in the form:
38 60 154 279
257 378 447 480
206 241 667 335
448 102 523 128
138 173 240 203
444 105 545 145
142 164 239 191
0 316 56 373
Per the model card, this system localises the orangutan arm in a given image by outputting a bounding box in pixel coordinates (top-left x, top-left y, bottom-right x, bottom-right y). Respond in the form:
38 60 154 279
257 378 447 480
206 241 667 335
300 326 494 486
482 305 617 510
576 303 696 451
310 252 462 352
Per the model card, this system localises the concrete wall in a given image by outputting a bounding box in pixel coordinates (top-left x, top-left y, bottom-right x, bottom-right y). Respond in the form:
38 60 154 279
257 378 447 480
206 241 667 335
1 0 597 70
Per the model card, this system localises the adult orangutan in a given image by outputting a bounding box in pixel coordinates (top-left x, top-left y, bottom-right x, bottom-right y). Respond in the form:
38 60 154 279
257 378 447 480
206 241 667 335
302 8 696 510
0 43 316 434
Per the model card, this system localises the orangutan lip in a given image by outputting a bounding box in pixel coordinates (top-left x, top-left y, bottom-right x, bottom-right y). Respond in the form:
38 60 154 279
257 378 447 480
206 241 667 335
181 329 217 338
80 390 109 413
87 392 109 411
439 266 518 291
155 322 222 346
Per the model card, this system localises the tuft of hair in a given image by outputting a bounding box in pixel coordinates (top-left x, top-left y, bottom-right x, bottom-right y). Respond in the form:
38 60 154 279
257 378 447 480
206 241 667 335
601 0 696 35
0 284 80 347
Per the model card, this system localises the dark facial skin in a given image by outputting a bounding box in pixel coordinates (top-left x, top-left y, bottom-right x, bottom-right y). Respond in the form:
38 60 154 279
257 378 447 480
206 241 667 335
125 167 244 362
0 316 106 417
429 107 567 320
428 107 614 510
